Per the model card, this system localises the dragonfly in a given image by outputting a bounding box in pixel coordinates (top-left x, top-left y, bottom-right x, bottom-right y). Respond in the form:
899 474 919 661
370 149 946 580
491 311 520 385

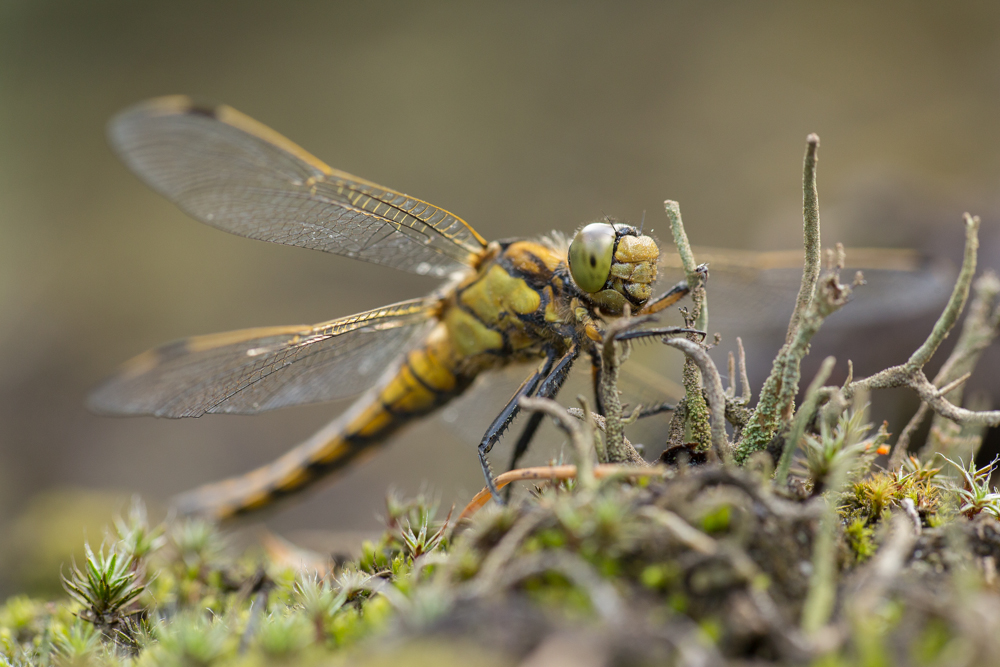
90 96 702 520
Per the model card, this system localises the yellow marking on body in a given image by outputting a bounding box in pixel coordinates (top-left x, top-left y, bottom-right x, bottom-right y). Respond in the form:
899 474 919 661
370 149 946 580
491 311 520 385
275 466 312 492
460 265 542 324
585 323 603 342
240 490 273 511
459 269 502 323
393 386 437 413
380 365 437 413
348 404 395 440
473 242 503 270
310 437 351 465
379 365 417 405
615 235 659 263
445 308 504 357
506 281 542 315
543 286 564 323
507 328 538 352
507 242 564 274
408 347 457 392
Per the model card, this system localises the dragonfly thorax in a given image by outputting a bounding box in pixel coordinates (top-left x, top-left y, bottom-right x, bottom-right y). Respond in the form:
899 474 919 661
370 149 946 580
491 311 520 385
568 222 660 315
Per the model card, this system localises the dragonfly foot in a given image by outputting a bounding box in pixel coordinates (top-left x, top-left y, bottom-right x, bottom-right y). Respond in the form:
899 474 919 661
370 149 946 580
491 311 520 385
478 447 505 506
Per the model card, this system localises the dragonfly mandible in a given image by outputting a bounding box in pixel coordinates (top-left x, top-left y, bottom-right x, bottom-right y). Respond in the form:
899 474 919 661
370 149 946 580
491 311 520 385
89 96 698 520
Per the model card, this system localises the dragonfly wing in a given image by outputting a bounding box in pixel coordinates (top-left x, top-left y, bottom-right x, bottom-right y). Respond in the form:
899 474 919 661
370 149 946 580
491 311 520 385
659 247 954 331
89 298 437 418
109 96 487 277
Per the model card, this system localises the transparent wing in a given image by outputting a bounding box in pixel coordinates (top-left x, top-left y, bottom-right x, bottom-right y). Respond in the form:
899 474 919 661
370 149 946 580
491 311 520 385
89 298 437 418
659 246 954 331
109 96 487 277
672 246 928 273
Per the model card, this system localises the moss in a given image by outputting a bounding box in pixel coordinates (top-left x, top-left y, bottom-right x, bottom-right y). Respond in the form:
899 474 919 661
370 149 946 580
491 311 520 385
8 156 1000 665
640 563 679 591
843 469 943 529
844 519 876 563
699 504 732 534
5 467 1000 666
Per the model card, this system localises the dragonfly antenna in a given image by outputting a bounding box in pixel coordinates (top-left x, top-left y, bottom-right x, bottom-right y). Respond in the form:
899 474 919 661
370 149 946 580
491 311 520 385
602 211 619 232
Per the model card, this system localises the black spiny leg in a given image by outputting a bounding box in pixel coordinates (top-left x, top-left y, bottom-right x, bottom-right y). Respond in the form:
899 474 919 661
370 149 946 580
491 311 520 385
479 344 580 504
507 413 543 474
589 346 606 417
598 326 698 424
639 264 708 315
504 344 578 497
614 326 703 344
478 350 555 504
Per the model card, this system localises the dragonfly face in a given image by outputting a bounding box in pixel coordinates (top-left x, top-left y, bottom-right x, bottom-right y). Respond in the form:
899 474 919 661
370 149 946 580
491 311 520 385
569 222 661 313
90 96 692 519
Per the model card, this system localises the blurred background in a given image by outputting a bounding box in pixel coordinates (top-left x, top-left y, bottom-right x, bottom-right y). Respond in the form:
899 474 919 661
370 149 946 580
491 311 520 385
2 0 1000 596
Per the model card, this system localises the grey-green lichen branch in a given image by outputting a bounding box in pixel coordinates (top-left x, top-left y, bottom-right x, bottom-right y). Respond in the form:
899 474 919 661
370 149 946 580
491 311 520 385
665 200 708 333
664 200 713 451
724 337 753 438
772 214 1000 486
736 135 832 463
851 214 981 395
890 270 1000 467
786 133 822 345
775 356 836 485
598 312 650 464
844 216 1000 438
661 337 730 463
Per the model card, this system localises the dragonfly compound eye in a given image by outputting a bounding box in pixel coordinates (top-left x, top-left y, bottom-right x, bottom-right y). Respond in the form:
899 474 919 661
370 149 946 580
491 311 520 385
568 222 616 293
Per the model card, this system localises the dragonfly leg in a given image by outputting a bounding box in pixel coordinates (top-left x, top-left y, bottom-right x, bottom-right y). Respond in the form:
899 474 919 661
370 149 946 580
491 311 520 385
506 413 543 475
479 343 579 504
635 401 677 419
614 326 705 343
589 347 605 416
507 345 578 475
587 324 700 417
638 264 709 315
478 351 555 503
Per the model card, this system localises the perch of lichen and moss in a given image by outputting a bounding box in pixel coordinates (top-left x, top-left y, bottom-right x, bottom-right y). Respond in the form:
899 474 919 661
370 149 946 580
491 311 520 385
10 135 1000 666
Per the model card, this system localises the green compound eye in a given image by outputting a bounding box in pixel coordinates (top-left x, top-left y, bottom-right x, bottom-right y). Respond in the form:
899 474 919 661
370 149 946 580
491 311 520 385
568 222 616 293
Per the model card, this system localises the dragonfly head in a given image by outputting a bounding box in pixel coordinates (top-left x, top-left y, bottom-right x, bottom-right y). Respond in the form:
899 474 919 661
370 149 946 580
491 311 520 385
568 221 659 314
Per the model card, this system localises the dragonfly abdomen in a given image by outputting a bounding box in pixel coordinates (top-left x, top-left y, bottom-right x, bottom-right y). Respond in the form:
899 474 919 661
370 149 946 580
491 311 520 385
172 323 479 519
172 243 569 519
